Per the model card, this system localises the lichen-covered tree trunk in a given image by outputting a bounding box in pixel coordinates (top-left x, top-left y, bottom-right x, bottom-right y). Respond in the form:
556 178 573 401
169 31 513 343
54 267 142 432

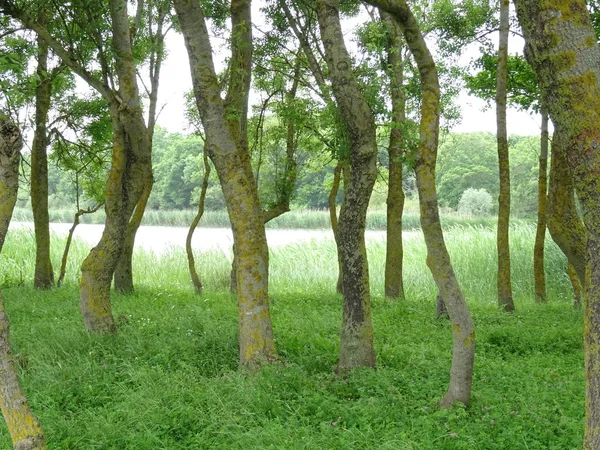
496 0 514 312
513 1 600 446
0 114 46 450
113 176 152 293
317 0 378 370
80 0 151 333
187 147 210 294
367 0 475 407
545 125 587 288
175 0 275 367
381 10 406 300
31 33 54 289
533 105 549 302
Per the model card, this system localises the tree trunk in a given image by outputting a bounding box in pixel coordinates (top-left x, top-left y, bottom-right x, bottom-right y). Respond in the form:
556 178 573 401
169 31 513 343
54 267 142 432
568 262 583 309
113 3 167 294
513 1 600 446
57 204 102 287
545 125 587 288
367 0 475 407
80 0 152 333
317 0 378 370
496 0 514 312
113 176 152 293
175 0 275 367
0 114 46 450
187 147 211 294
381 10 406 300
31 32 54 289
533 105 549 302
329 162 343 294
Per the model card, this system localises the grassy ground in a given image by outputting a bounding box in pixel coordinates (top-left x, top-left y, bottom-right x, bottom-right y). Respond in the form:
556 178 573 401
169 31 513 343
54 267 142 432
0 225 583 449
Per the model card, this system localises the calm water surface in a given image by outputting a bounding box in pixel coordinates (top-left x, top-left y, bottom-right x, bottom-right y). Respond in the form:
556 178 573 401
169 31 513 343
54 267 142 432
10 222 409 256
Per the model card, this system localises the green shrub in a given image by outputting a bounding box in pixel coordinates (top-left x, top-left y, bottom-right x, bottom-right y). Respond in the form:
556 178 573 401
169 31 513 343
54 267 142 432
458 188 493 216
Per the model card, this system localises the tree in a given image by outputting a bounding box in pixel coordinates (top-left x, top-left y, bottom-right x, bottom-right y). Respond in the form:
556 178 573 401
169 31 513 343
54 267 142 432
495 0 514 311
365 0 476 408
113 0 170 293
381 10 407 300
30 13 55 289
317 0 378 369
174 0 276 367
512 0 600 446
0 0 153 333
0 113 46 450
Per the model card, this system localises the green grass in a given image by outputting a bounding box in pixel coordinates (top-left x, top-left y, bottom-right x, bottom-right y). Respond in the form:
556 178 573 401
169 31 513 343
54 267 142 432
12 206 510 230
0 225 583 449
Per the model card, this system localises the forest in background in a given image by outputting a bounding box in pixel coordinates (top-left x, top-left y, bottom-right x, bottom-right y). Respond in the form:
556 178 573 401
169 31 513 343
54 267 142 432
16 129 543 218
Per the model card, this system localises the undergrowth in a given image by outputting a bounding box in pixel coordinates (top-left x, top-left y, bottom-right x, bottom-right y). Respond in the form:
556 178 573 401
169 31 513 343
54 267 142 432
0 226 583 449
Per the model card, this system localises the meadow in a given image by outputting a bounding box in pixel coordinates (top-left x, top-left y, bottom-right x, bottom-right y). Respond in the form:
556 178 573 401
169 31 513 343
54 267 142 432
0 224 583 449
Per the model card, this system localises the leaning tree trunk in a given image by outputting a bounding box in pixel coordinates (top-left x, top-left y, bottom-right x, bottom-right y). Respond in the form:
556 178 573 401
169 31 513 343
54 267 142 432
545 125 587 289
496 0 514 312
533 105 549 302
317 0 378 370
186 147 211 294
0 114 46 450
513 1 600 446
175 0 275 367
31 33 54 289
381 10 406 300
367 0 475 407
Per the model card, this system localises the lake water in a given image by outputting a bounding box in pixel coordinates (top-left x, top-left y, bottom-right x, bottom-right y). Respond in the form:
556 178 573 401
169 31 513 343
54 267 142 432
9 222 405 257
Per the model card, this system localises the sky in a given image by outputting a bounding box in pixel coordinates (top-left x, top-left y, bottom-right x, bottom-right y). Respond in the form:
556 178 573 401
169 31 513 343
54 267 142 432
153 6 544 137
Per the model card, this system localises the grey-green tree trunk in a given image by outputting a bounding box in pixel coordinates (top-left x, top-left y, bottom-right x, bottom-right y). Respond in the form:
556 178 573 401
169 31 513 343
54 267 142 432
317 0 378 370
31 32 54 289
367 0 476 408
496 0 514 311
513 1 600 446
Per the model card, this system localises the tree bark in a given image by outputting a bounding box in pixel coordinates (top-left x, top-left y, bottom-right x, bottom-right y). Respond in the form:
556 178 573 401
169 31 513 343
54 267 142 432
546 125 587 289
186 147 210 295
317 0 378 370
113 3 167 293
513 1 600 446
496 0 514 312
0 114 46 450
533 105 549 302
175 0 275 367
367 0 475 408
381 10 406 300
31 30 54 289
